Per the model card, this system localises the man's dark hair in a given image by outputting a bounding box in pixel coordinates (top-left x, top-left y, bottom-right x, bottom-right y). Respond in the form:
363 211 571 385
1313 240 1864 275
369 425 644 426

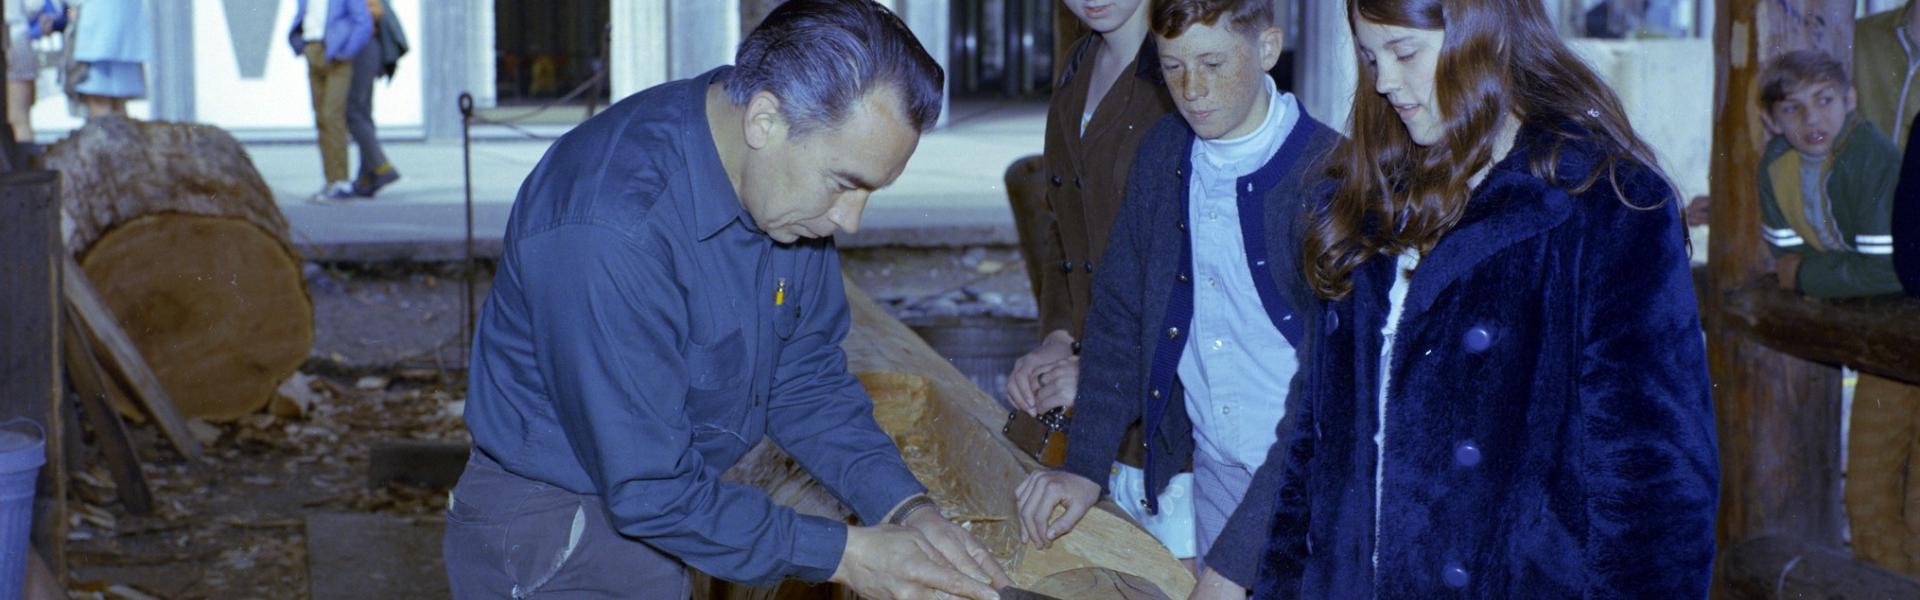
727 0 945 135
1758 50 1851 111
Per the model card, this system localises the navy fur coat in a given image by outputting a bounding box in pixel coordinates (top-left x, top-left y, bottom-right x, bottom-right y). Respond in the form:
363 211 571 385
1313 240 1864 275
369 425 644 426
1252 122 1718 598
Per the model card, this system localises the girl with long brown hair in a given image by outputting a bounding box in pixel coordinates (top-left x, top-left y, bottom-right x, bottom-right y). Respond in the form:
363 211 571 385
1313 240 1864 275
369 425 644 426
1251 0 1717 596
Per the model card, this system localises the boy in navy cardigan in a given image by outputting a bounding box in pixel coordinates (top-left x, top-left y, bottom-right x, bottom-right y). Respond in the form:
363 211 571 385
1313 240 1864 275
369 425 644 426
1012 1 1335 597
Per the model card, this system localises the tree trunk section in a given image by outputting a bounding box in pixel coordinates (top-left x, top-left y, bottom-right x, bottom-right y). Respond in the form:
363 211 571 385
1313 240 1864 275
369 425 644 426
43 117 312 422
1709 3 1857 595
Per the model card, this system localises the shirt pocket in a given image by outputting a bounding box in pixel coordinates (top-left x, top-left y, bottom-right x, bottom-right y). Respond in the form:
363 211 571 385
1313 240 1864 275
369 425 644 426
685 327 750 434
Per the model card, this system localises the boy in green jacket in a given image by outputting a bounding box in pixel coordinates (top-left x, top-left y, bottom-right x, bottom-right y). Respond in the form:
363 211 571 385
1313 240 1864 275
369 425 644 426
1758 49 1919 579
1756 50 1902 298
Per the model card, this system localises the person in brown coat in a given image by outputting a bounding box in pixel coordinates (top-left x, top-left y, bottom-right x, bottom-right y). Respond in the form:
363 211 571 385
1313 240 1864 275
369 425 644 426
1003 0 1190 566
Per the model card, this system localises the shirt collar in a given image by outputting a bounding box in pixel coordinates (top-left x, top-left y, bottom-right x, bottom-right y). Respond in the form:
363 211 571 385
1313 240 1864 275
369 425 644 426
686 66 753 241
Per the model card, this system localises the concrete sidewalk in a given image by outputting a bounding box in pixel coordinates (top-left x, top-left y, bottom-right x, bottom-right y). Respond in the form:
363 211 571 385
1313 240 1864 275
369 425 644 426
258 100 1046 262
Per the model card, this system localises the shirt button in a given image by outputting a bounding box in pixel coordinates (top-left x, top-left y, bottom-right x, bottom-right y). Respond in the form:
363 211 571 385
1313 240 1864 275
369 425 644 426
1139 498 1150 509
1221 405 1232 415
1167 327 1181 339
1212 339 1224 350
1454 441 1482 467
1443 563 1470 589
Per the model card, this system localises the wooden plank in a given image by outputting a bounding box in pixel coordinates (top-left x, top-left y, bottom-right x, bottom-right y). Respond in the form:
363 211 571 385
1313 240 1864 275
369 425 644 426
61 305 153 515
1707 0 1856 580
1723 281 1920 384
0 170 67 581
1720 536 1920 599
61 254 203 460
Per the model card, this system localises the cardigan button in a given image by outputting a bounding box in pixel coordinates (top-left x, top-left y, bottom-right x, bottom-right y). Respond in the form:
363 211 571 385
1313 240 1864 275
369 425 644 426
1050 175 1063 187
1177 273 1190 283
1177 220 1188 232
1167 327 1181 339
1442 564 1470 589
1464 326 1493 353
1325 310 1340 332
1150 388 1162 399
1061 261 1075 274
1454 441 1482 467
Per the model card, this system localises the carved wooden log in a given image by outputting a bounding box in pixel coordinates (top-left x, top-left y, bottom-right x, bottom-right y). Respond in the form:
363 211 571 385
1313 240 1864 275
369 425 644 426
1720 536 1920 599
707 276 1195 598
42 117 312 422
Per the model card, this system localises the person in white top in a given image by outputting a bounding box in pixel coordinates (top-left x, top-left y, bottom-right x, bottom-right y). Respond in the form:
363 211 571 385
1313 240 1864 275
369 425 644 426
1014 2 1342 598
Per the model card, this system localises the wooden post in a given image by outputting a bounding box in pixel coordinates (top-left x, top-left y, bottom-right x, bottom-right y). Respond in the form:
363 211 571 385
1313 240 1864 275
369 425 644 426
0 171 66 581
1708 0 1856 581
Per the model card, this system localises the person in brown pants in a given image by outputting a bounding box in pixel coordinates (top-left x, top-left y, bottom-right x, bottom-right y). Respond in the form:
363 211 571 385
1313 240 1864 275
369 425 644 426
1848 373 1920 577
287 0 372 203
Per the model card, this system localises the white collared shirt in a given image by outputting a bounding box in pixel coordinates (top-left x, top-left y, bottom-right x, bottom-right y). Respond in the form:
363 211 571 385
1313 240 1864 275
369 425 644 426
1177 76 1302 470
303 0 330 42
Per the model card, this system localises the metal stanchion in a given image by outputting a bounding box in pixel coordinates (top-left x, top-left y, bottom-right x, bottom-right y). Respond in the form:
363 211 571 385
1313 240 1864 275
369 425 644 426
458 93 476 363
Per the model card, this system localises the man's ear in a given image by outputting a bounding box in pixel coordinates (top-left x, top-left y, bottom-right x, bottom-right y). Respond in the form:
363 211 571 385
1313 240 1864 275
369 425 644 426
1257 26 1284 72
743 91 786 151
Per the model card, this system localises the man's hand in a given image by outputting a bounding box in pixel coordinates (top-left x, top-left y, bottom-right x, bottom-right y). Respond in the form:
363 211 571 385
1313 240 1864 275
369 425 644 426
1007 330 1075 415
832 524 1003 600
1776 253 1803 291
900 502 1014 590
1186 567 1245 600
1030 356 1080 416
1015 470 1099 550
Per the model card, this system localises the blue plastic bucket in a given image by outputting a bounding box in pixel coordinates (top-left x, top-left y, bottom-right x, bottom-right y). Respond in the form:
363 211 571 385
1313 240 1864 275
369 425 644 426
0 419 45 600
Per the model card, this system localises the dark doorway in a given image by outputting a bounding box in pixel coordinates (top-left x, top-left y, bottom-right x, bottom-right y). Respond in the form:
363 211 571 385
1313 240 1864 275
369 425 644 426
493 0 611 106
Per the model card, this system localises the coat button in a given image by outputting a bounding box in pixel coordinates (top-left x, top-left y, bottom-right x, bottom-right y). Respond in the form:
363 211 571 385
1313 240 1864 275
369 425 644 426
1464 326 1493 353
1174 167 1183 177
1083 261 1095 273
1167 327 1181 339
1074 177 1083 189
1177 220 1188 232
1150 388 1162 399
1177 273 1190 283
1442 563 1470 589
1061 261 1075 274
1050 175 1062 187
1454 441 1482 467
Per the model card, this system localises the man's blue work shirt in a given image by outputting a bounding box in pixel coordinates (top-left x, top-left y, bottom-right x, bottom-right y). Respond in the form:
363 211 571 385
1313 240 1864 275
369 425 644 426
464 67 926 586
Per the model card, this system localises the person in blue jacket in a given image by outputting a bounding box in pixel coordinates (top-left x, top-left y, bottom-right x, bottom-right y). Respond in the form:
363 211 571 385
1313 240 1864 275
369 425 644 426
287 0 372 203
442 2 1009 598
1253 0 1718 597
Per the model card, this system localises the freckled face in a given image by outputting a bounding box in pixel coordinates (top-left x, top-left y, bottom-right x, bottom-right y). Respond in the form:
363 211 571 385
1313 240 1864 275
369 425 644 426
1156 22 1282 140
